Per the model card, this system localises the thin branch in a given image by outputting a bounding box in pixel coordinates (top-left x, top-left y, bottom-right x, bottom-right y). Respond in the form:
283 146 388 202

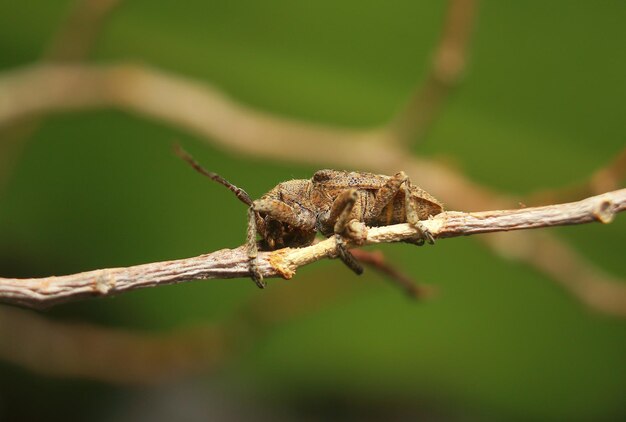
529 147 626 205
0 63 387 157
0 63 624 317
0 269 359 384
0 0 123 194
5 0 621 385
388 0 478 144
2 189 624 313
350 249 434 299
45 0 124 61
0 62 501 211
0 306 228 383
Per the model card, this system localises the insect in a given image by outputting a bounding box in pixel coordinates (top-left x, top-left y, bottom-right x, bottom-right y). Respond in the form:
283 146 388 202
175 146 443 288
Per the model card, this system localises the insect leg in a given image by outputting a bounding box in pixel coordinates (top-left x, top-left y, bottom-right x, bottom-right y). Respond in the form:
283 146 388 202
403 179 435 244
331 189 358 233
252 199 306 227
328 189 364 275
364 171 408 220
365 171 434 244
247 207 265 288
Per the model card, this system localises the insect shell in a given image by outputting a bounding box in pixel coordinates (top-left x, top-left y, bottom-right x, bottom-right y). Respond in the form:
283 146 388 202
254 169 444 250
175 146 444 286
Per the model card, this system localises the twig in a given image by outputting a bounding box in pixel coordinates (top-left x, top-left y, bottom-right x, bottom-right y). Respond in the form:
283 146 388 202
0 306 228 383
0 63 624 316
529 147 626 205
0 268 359 384
0 62 506 212
1 1 622 385
0 0 123 194
388 0 478 144
350 249 435 299
45 0 124 61
2 189 624 311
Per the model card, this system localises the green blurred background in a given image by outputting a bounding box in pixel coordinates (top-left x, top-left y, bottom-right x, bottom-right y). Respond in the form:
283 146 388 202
1 1 625 420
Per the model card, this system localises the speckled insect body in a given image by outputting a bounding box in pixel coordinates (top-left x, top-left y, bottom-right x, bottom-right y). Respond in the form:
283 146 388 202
176 148 443 288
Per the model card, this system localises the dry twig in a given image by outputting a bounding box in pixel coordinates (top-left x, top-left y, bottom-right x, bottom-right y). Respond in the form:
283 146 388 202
0 0 123 194
2 189 624 312
350 249 434 299
0 1 624 385
0 62 625 316
0 268 359 384
45 0 124 61
0 306 227 383
0 1 480 382
389 0 478 144
529 147 626 205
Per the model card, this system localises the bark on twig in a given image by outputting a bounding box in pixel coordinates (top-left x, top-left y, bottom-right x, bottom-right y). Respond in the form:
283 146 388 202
0 63 624 316
2 189 624 311
0 268 358 384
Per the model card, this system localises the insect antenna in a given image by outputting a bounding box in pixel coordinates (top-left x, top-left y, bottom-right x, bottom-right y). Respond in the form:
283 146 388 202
174 144 253 206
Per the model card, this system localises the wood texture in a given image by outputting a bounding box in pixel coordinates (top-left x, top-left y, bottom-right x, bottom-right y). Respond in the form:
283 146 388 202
1 188 623 309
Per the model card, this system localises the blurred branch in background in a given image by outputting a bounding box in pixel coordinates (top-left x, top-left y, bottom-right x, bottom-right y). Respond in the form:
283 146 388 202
44 0 123 61
0 305 227 383
0 0 122 194
1 190 624 313
1 190 624 383
0 269 360 383
0 62 625 316
529 147 626 205
388 0 477 145
1 0 625 391
351 249 435 299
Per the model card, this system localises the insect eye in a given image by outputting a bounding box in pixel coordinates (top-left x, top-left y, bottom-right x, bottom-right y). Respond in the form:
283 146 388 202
313 170 332 182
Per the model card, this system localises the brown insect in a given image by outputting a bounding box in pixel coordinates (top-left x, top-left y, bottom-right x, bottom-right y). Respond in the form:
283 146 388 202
175 146 443 288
